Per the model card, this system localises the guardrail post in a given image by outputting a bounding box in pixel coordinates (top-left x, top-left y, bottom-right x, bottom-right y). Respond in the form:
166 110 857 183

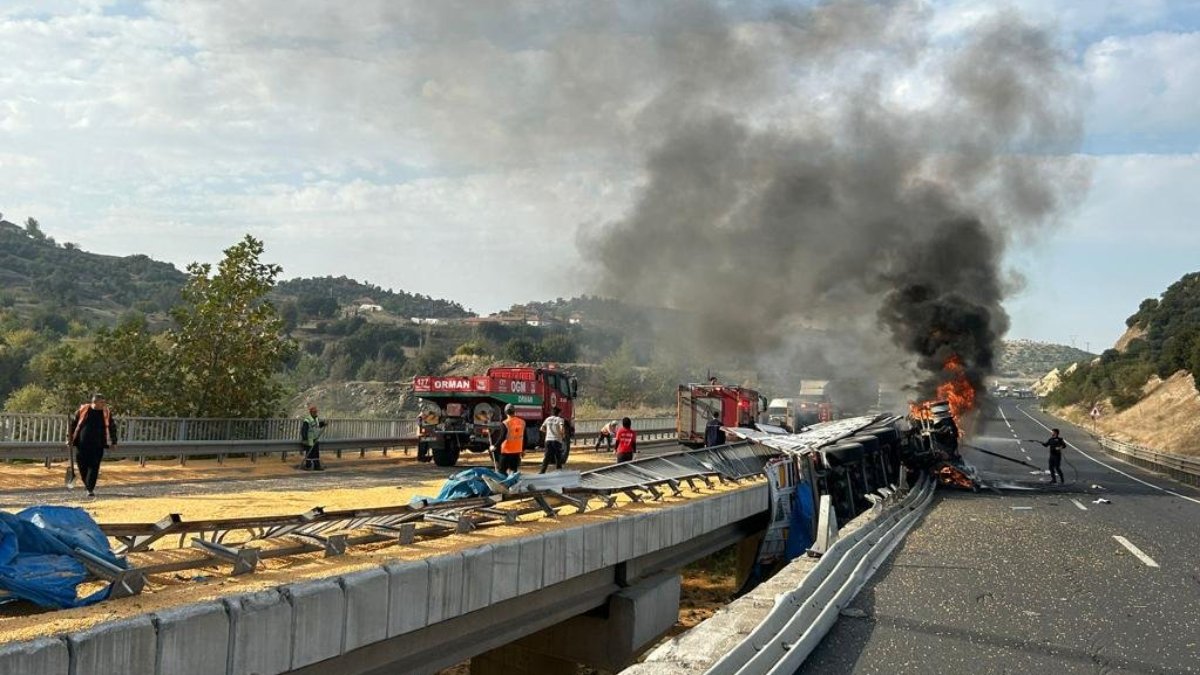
808 494 838 557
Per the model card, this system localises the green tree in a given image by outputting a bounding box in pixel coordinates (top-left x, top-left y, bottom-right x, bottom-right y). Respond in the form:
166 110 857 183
502 337 540 362
595 345 640 407
539 333 578 363
24 217 44 241
170 235 295 417
3 383 58 413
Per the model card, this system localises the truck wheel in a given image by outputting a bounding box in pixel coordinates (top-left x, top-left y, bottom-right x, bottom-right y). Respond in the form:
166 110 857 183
432 444 460 467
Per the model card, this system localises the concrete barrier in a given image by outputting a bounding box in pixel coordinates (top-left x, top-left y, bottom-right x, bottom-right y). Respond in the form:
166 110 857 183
226 590 293 675
0 637 67 675
286 579 345 668
153 602 229 675
341 568 389 652
0 483 768 675
69 616 156 675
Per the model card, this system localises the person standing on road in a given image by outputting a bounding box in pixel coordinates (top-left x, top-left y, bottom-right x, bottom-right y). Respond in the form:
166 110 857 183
614 417 637 463
594 419 617 452
300 404 328 471
491 404 526 475
705 411 726 448
67 393 118 498
1040 428 1067 484
539 406 567 474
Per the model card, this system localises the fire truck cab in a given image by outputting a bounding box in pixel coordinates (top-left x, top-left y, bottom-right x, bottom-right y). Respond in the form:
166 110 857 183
413 366 578 467
676 382 767 447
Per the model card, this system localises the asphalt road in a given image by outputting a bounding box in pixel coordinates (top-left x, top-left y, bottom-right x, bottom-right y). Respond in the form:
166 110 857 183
0 441 683 509
801 396 1200 674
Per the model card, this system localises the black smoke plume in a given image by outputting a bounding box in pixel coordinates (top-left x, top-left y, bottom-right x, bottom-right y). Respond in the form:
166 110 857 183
586 1 1088 396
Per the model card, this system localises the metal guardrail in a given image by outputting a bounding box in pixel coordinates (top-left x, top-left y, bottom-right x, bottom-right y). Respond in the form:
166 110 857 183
1097 437 1200 487
0 413 415 443
0 414 678 465
705 474 935 675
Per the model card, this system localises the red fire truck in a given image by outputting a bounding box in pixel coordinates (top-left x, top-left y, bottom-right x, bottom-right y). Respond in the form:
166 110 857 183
412 366 579 467
676 382 767 446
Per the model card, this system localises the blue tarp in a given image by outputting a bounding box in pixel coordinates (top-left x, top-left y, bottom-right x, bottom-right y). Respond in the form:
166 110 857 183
412 468 522 505
0 506 125 609
785 482 816 560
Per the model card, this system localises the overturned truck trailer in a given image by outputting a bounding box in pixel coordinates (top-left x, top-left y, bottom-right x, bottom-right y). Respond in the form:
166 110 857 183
727 409 956 563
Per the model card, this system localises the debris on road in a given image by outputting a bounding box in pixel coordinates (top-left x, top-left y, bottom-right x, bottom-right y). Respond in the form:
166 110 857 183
1093 498 1112 505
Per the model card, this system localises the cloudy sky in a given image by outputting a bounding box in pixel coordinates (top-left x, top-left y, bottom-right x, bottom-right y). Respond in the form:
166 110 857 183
1 0 1197 352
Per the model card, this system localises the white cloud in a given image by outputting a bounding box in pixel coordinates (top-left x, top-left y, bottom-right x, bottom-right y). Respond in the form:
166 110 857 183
0 0 1196 324
1067 152 1200 242
1084 31 1200 142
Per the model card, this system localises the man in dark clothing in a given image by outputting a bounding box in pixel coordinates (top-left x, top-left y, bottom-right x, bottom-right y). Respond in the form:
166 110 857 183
1040 428 1067 484
300 404 328 471
704 411 726 448
67 393 118 498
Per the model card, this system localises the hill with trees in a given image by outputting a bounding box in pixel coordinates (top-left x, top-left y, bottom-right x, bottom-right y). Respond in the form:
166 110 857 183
996 339 1094 379
1047 271 1200 411
0 217 185 321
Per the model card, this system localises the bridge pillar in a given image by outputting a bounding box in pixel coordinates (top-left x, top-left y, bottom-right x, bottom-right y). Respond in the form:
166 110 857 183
471 572 682 674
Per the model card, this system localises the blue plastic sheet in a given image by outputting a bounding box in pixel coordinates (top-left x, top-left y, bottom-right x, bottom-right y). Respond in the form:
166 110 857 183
785 482 816 560
412 468 522 505
0 506 125 608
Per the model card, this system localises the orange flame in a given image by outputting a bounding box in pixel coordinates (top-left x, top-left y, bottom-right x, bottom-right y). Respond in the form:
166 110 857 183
910 355 977 427
936 355 976 424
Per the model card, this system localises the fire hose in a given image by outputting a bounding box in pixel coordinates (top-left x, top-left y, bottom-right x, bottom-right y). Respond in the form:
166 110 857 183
961 442 1080 485
960 443 1041 469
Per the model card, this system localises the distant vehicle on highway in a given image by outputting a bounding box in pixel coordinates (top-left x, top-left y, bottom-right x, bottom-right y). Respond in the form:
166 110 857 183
677 382 766 446
413 365 578 467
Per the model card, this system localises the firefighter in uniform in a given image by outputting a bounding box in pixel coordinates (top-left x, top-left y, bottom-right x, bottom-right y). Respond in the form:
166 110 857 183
300 404 328 471
490 404 526 475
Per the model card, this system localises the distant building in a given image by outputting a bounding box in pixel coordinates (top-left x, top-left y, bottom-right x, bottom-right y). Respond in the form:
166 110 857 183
411 317 441 325
359 304 383 313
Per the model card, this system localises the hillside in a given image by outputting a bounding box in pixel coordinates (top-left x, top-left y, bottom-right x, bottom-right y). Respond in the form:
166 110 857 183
1047 270 1200 456
274 276 473 320
0 219 185 321
996 339 1094 379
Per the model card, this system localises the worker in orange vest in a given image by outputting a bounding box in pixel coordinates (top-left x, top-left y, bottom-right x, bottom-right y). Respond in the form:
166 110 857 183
489 404 526 475
66 393 118 498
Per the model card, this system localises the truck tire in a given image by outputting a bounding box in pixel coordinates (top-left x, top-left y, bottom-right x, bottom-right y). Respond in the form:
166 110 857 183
432 444 460 467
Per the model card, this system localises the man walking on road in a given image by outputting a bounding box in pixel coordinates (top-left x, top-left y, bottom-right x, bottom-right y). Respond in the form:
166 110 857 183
67 393 118 498
300 404 328 471
490 404 526 475
1040 428 1067 484
539 406 567 474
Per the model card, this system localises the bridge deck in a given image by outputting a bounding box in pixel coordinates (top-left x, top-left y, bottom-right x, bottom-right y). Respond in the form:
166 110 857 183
0 447 757 647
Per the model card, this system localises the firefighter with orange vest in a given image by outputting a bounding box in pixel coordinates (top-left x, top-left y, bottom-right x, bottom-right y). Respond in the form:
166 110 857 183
66 393 118 498
489 404 526 475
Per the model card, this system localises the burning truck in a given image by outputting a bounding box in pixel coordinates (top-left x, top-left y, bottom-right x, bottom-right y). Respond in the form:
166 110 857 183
412 366 578 467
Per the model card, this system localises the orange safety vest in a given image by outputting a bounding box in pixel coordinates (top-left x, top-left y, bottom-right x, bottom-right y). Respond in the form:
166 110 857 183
71 403 112 447
501 416 526 454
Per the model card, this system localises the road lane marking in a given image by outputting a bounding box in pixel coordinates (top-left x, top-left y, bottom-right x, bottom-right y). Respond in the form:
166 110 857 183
999 406 1010 425
1113 536 1159 568
1016 406 1200 507
1071 499 1088 511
